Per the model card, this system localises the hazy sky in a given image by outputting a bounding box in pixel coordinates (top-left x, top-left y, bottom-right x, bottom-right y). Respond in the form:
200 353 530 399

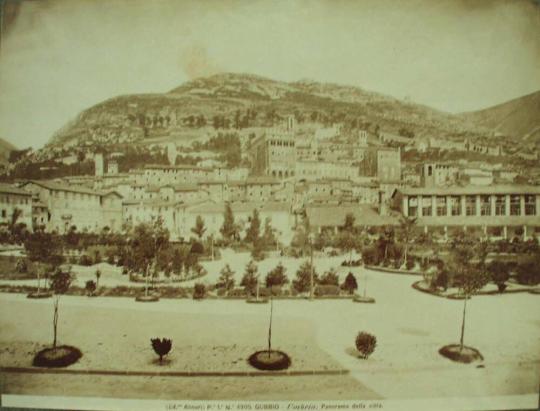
0 0 539 149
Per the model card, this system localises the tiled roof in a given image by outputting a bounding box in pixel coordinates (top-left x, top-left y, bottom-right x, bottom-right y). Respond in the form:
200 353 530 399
0 183 32 196
398 185 540 196
22 180 122 198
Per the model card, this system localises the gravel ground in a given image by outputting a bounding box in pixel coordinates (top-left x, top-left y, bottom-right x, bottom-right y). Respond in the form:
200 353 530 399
0 266 539 403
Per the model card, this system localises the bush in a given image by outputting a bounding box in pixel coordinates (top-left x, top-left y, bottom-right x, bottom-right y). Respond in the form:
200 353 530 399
314 285 340 297
488 261 510 286
78 255 93 266
15 259 28 273
193 283 206 299
265 263 289 287
85 280 97 296
151 338 172 363
226 288 248 298
516 262 540 286
319 269 339 286
341 272 358 295
355 332 377 359
405 258 415 271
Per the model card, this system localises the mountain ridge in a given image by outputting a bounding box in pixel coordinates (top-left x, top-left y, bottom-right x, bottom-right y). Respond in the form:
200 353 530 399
46 72 540 151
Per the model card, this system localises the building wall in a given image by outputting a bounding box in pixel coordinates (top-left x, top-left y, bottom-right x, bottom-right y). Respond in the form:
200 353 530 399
0 191 33 230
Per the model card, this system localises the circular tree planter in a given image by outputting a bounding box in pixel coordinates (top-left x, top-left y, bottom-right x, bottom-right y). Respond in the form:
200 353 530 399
439 344 484 364
246 298 269 304
33 345 82 368
529 288 540 295
135 294 160 302
27 291 52 299
353 295 376 303
248 350 291 371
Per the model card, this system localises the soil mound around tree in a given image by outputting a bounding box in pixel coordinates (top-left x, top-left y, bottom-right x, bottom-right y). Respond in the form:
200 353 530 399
32 345 82 368
248 350 291 371
438 344 483 364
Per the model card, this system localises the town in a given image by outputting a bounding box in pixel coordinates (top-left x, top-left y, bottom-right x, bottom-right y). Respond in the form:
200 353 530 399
0 0 539 408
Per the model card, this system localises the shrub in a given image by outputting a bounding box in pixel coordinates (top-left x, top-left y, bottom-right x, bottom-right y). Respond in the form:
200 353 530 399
314 284 340 297
405 258 415 271
292 261 318 293
226 288 248 298
341 272 358 295
78 255 93 266
433 270 449 291
151 338 172 363
488 261 510 286
85 280 96 296
265 263 288 287
355 332 377 359
193 283 206 299
319 269 339 286
15 259 28 273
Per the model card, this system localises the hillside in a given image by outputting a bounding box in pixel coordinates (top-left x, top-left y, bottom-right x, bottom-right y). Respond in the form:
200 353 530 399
0 138 16 163
457 91 540 143
46 72 528 150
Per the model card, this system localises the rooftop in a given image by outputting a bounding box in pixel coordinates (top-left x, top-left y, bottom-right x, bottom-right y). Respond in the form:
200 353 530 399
397 185 540 196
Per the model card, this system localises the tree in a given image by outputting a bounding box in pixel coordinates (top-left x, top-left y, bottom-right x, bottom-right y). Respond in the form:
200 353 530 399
265 263 289 287
49 268 73 348
171 248 184 275
398 216 417 267
291 214 311 257
245 209 261 244
216 264 235 291
129 217 170 297
450 243 490 352
341 272 358 294
343 213 355 233
191 216 206 240
293 261 318 293
24 230 64 293
240 260 259 296
262 217 277 249
220 203 236 244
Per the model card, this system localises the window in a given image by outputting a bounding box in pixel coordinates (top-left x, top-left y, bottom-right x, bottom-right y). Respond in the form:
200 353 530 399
450 196 461 216
510 195 521 216
465 196 476 216
495 195 505 215
480 195 491 216
422 197 432 216
408 196 418 217
436 196 447 216
525 195 536 216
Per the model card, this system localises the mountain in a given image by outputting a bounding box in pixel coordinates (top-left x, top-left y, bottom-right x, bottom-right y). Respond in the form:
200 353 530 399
457 91 540 143
0 138 17 163
46 72 531 150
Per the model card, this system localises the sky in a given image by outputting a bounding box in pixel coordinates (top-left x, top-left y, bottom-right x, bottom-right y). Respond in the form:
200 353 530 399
0 0 539 149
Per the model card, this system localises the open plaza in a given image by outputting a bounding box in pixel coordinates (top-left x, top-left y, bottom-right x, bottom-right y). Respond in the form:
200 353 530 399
1 263 538 404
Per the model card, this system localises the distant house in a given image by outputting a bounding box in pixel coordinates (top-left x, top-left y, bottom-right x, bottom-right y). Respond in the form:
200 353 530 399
20 180 123 234
0 184 33 231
